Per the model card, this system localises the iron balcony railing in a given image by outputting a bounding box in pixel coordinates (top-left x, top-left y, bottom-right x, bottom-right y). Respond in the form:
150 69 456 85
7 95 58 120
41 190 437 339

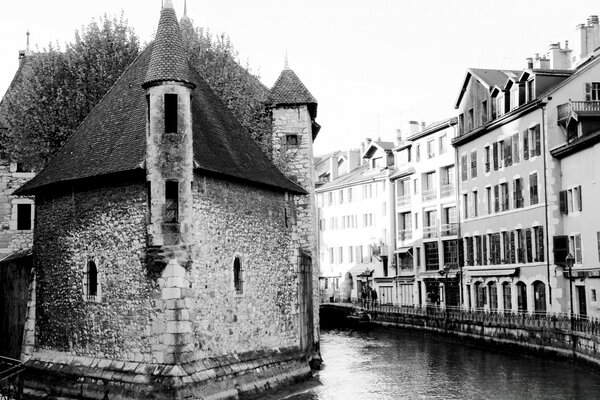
440 184 454 198
0 356 24 400
396 194 411 208
441 223 458 236
557 100 600 122
422 189 437 202
423 224 439 239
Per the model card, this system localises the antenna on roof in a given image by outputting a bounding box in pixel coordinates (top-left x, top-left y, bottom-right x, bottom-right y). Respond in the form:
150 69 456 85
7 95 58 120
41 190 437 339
284 50 289 70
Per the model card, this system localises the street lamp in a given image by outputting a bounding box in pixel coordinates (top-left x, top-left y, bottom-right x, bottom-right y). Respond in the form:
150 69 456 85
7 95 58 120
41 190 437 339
565 253 575 329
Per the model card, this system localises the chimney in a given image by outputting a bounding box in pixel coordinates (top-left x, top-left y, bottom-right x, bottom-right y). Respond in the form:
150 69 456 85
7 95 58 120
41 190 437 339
408 121 420 136
590 15 600 54
549 42 571 69
420 121 426 131
575 22 589 63
346 150 360 171
526 57 533 69
329 154 338 181
395 129 402 145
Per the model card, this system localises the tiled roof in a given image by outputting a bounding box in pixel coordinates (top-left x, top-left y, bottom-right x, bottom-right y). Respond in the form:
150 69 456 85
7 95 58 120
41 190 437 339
16 43 304 195
316 163 387 191
270 69 317 105
469 68 521 90
143 6 193 88
372 141 395 151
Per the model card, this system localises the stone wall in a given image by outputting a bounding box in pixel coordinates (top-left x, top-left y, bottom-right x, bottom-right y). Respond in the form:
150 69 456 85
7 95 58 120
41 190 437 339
272 105 320 350
0 161 35 255
33 180 158 361
187 176 299 359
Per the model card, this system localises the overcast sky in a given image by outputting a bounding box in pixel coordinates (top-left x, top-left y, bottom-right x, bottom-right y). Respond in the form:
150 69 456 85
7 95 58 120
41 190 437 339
1 0 599 155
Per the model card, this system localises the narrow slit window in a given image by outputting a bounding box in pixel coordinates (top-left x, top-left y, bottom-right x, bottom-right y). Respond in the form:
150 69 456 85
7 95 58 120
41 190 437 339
87 260 98 299
165 181 179 223
234 257 243 294
164 93 178 133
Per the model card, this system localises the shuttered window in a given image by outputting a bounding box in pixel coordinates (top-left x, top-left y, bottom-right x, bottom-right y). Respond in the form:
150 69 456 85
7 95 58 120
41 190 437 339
493 142 499 170
534 226 545 262
523 130 529 160
494 185 500 213
512 132 520 163
559 190 568 214
529 173 538 205
461 154 468 181
470 150 477 178
481 235 487 265
525 228 533 263
513 178 523 208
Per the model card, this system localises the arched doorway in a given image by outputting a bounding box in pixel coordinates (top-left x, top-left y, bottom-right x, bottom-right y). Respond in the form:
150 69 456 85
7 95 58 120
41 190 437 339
533 281 546 314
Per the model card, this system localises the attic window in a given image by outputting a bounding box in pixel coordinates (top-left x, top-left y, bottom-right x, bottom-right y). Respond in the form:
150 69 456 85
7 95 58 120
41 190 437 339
286 134 299 146
165 181 179 223
164 93 178 133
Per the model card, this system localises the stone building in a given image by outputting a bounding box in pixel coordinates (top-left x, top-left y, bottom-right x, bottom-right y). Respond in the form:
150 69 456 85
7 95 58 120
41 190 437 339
14 2 320 398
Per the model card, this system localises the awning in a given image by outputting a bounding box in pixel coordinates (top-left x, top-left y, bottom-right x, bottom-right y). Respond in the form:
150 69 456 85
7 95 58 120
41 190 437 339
467 268 518 277
347 264 375 276
394 247 412 254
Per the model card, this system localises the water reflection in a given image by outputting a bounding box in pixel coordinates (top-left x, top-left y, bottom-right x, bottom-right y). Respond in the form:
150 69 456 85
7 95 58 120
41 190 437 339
286 327 600 400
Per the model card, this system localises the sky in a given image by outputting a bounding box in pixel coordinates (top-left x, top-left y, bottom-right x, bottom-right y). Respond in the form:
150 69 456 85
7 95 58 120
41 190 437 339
1 0 599 156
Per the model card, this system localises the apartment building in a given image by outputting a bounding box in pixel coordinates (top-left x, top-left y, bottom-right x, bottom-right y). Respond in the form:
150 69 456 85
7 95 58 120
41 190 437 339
452 16 600 316
391 119 459 307
317 140 395 303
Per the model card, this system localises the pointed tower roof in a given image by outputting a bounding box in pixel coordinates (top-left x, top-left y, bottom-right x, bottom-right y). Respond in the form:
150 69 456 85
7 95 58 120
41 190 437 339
270 56 317 106
180 0 193 29
143 0 193 88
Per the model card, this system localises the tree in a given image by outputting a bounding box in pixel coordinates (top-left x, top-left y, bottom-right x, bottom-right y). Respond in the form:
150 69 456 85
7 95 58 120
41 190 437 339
2 13 140 169
180 19 273 155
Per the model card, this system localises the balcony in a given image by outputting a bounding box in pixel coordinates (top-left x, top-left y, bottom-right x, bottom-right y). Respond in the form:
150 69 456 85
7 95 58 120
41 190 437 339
423 224 439 239
397 229 412 245
441 223 458 236
396 194 411 208
558 100 600 127
440 184 454 198
422 189 436 202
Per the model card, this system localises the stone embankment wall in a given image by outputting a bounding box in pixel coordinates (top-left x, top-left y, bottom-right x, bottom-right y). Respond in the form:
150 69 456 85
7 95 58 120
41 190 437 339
321 304 600 370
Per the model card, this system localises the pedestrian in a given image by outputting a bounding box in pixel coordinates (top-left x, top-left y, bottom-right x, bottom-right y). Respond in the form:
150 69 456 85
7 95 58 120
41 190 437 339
361 288 368 309
371 288 378 308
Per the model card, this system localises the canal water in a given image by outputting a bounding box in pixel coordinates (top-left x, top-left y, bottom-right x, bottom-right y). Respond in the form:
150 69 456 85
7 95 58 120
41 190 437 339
281 327 600 400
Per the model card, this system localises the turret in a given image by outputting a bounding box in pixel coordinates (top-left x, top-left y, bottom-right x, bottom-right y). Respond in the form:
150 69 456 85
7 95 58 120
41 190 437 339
143 0 196 247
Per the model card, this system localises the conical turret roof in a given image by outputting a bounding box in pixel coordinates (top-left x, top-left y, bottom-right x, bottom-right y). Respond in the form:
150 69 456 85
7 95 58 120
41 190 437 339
271 64 317 106
143 0 193 88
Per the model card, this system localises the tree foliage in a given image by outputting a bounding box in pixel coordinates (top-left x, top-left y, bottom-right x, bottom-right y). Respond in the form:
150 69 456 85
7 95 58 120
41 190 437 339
1 13 139 169
180 19 273 155
1 13 273 170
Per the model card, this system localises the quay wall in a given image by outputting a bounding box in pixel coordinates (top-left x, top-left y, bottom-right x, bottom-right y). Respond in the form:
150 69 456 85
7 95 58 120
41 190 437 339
320 304 600 371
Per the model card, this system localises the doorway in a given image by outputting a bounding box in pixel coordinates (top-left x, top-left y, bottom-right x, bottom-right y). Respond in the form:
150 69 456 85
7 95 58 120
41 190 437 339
576 286 587 318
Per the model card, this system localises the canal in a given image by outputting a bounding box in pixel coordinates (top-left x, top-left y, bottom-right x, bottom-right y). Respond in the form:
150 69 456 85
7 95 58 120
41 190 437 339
283 327 600 400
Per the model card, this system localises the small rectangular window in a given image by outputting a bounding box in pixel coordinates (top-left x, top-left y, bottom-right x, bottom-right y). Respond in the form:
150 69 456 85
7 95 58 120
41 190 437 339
164 93 178 133
17 204 32 230
165 181 179 223
286 134 299 145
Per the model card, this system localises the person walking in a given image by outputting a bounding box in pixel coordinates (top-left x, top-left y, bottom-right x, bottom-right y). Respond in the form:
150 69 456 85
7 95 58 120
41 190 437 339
371 288 378 308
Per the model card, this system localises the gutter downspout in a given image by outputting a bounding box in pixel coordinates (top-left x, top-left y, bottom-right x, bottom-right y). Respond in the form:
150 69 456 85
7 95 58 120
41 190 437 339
541 102 552 306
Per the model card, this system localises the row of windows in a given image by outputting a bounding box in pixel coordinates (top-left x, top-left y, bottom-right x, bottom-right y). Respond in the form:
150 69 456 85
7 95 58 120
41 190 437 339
83 256 245 303
324 244 379 265
462 173 538 219
414 134 449 162
396 166 455 200
460 125 541 181
396 240 459 272
397 207 457 233
559 185 582 214
463 227 544 267
319 213 377 231
467 280 546 313
317 182 386 207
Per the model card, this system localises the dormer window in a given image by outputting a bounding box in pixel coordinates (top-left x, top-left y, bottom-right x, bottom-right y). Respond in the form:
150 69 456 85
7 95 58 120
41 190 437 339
164 93 178 133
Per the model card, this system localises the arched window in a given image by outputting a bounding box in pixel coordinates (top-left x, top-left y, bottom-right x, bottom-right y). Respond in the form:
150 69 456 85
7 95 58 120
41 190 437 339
488 282 498 311
502 282 512 312
516 281 527 313
474 282 486 309
533 281 546 313
234 257 243 294
85 260 98 301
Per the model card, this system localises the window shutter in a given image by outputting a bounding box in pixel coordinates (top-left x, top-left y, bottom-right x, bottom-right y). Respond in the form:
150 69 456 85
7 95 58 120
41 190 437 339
523 130 529 160
494 185 500 212
559 190 568 214
575 235 583 263
585 82 592 102
493 142 499 170
461 155 468 181
513 133 520 163
534 125 541 156
553 235 569 265
578 185 582 211
525 229 533 263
